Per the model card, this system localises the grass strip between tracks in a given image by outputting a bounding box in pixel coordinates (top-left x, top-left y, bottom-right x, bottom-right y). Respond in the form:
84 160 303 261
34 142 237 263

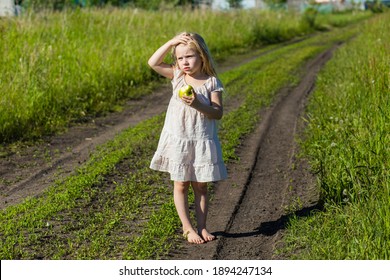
0 26 359 259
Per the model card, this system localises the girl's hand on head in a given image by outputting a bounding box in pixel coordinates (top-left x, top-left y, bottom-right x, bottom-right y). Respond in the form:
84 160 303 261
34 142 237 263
170 33 190 47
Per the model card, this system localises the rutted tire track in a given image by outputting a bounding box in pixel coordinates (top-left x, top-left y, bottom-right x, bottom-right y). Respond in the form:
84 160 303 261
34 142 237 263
0 87 171 208
215 46 339 260
168 43 341 260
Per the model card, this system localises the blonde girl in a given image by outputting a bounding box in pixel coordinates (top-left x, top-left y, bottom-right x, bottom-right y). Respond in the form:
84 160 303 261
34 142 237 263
148 32 227 244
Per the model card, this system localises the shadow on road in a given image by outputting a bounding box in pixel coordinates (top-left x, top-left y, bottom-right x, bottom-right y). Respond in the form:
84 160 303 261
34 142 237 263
213 202 323 239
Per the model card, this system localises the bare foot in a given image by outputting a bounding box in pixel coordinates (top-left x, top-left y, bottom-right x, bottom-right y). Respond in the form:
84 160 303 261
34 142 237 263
183 229 205 244
199 228 216 242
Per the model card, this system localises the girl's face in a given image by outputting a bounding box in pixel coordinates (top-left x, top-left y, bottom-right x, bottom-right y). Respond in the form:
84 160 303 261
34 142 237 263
175 44 202 76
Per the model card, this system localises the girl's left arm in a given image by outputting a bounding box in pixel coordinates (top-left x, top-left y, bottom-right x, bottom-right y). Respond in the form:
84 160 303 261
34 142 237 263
184 91 223 120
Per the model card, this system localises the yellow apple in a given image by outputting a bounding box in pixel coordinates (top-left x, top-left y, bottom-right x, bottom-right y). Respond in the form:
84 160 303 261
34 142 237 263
179 85 193 99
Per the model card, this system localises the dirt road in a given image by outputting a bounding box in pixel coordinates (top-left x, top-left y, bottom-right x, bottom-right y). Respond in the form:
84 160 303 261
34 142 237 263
0 41 339 259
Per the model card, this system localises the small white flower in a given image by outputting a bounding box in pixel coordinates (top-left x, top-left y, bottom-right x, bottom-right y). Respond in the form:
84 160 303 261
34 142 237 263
330 142 337 147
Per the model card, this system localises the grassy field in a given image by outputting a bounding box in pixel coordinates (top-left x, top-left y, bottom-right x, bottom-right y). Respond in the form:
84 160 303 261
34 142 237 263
0 8 371 142
281 12 390 259
2 7 387 260
0 17 362 259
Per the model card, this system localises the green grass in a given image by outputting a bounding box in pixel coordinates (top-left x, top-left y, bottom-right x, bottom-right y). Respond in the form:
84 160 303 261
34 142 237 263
0 8 372 142
280 12 390 259
0 21 360 259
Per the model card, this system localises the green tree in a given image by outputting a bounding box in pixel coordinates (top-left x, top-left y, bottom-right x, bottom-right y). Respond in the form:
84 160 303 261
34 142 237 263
263 0 286 4
227 0 243 8
26 0 200 10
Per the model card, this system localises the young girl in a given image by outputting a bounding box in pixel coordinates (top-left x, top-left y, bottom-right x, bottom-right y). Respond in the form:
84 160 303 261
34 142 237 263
148 32 227 244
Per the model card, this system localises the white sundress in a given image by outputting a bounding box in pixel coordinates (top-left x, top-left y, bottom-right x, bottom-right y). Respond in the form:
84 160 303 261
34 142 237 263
150 69 227 182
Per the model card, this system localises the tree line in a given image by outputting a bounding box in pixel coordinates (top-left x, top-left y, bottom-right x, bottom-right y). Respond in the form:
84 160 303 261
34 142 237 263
23 0 244 10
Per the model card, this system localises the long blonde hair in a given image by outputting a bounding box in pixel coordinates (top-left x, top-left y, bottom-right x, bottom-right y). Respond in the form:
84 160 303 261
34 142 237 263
172 32 218 77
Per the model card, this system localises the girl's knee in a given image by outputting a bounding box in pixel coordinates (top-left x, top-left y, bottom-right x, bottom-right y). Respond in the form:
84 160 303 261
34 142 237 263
174 181 191 191
192 182 208 194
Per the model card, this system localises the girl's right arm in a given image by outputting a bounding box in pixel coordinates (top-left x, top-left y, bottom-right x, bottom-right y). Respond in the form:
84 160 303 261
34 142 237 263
148 34 189 80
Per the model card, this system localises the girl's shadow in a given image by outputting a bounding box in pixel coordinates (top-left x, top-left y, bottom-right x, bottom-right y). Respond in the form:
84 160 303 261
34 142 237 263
213 202 323 239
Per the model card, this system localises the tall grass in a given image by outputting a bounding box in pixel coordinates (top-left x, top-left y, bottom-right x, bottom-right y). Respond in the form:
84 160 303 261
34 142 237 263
0 8 371 142
281 12 390 259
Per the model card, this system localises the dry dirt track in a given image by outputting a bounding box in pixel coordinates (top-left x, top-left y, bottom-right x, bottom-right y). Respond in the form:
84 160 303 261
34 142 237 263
0 41 340 259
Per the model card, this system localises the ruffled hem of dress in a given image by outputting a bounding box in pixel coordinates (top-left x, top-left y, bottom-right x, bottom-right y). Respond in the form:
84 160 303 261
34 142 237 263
155 130 221 165
150 154 227 182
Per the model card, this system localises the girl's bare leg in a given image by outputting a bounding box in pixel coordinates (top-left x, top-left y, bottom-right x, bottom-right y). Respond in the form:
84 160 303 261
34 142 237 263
192 182 215 242
173 181 204 244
